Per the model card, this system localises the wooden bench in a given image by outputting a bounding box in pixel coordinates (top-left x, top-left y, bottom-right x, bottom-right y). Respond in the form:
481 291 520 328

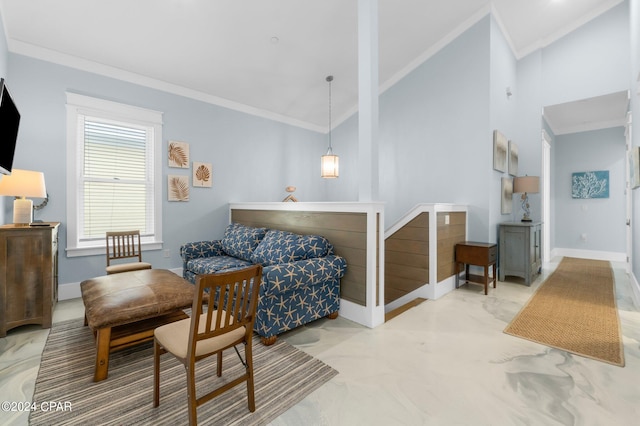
80 269 195 382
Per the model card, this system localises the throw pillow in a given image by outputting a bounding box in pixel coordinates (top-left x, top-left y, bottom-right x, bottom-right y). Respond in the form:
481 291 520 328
221 223 267 262
251 230 330 266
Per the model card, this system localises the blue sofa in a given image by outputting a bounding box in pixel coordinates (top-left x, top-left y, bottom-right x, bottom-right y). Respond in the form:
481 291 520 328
180 223 347 344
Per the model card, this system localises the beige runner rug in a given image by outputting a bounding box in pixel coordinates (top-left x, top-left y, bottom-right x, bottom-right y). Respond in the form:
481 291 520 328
504 257 624 366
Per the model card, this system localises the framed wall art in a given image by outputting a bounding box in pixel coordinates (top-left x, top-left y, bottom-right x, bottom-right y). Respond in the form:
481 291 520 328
168 141 189 168
501 177 513 214
168 175 189 201
193 162 212 187
571 170 609 199
508 141 518 176
493 130 508 172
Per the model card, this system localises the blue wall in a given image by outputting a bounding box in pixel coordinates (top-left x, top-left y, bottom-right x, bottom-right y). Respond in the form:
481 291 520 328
554 128 626 253
378 16 491 238
541 2 631 106
6 54 328 285
514 1 631 258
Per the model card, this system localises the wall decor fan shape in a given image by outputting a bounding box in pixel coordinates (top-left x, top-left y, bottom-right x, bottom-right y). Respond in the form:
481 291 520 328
168 175 189 201
168 141 189 168
193 162 212 187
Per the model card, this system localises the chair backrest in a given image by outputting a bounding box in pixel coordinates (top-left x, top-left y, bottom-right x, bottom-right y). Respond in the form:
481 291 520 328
106 230 144 266
189 265 263 352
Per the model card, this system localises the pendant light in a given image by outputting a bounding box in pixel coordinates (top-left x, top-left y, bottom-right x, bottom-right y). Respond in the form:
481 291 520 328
321 75 339 178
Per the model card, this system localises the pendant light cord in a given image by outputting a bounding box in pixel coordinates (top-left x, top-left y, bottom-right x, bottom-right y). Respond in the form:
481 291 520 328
326 75 333 151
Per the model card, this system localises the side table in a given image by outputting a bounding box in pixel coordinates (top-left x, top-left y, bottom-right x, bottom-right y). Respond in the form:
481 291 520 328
455 241 497 295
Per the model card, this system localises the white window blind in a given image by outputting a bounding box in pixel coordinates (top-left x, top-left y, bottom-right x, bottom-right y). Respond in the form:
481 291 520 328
66 93 163 257
80 118 154 241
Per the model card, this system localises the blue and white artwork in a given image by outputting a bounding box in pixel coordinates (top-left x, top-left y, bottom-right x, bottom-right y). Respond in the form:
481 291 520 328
571 170 609 199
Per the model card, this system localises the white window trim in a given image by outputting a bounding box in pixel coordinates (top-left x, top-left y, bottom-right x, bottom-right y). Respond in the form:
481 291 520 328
66 92 163 257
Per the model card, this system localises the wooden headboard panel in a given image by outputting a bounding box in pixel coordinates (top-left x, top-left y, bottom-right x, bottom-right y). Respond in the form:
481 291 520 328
230 208 368 305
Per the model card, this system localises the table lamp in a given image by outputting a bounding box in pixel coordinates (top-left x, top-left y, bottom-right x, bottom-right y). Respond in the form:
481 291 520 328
0 169 47 225
513 176 539 222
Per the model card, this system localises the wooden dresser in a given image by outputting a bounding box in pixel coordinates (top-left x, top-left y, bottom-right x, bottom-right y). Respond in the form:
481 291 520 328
0 222 59 336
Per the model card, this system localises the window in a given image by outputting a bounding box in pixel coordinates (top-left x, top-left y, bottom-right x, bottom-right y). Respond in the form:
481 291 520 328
66 93 163 257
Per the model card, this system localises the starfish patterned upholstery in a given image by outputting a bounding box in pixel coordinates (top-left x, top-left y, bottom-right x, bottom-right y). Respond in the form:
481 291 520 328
180 224 347 343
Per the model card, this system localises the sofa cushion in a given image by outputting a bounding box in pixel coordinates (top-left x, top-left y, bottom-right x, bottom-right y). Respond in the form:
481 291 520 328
260 255 347 296
250 230 331 266
187 255 253 276
221 223 267 262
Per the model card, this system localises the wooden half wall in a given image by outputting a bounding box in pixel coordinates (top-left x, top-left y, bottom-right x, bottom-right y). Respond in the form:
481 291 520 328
384 204 467 310
229 202 385 328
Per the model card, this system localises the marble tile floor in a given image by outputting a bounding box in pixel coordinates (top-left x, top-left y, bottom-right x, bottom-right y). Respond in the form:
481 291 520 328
1 257 639 425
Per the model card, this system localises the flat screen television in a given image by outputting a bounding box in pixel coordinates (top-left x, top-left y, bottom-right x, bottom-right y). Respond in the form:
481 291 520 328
0 78 20 175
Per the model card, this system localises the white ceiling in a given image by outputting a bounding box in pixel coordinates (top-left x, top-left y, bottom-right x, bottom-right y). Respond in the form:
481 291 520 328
0 0 626 132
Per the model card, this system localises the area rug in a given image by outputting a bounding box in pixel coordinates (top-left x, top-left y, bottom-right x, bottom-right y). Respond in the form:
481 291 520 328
504 257 624 367
29 318 337 425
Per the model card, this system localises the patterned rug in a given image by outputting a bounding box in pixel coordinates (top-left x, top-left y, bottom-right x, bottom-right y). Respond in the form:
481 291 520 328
504 257 624 367
30 318 337 425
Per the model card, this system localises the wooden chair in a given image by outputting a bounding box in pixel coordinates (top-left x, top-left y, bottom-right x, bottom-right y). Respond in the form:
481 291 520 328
153 265 263 425
105 230 152 274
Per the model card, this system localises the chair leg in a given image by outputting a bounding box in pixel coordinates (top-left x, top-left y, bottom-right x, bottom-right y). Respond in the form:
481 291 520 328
186 363 197 426
217 351 223 377
245 341 256 412
153 339 161 408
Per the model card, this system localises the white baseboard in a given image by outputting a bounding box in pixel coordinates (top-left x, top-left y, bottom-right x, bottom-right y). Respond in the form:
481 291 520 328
58 281 82 300
57 267 185 301
551 248 626 262
339 298 385 328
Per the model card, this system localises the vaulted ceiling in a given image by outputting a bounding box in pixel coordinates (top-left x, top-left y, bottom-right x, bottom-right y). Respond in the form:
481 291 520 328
0 0 625 132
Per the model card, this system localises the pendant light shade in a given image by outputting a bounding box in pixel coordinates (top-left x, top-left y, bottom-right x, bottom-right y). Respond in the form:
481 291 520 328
321 75 339 178
321 148 339 178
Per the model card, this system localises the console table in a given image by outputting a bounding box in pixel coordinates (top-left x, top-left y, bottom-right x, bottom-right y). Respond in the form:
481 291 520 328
0 223 59 336
455 241 497 295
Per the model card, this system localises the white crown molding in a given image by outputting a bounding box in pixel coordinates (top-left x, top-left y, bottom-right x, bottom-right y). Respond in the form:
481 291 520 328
379 4 492 97
490 3 518 57
8 39 326 133
322 4 495 132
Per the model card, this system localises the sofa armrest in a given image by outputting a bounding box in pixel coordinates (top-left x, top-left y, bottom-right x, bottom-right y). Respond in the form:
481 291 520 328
180 240 225 269
261 255 347 296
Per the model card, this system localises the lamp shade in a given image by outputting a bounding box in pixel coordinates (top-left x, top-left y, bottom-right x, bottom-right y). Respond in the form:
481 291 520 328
0 169 47 224
321 149 339 178
513 176 539 194
0 169 47 198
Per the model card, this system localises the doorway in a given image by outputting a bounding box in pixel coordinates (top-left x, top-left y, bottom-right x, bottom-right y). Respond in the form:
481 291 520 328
543 91 630 261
